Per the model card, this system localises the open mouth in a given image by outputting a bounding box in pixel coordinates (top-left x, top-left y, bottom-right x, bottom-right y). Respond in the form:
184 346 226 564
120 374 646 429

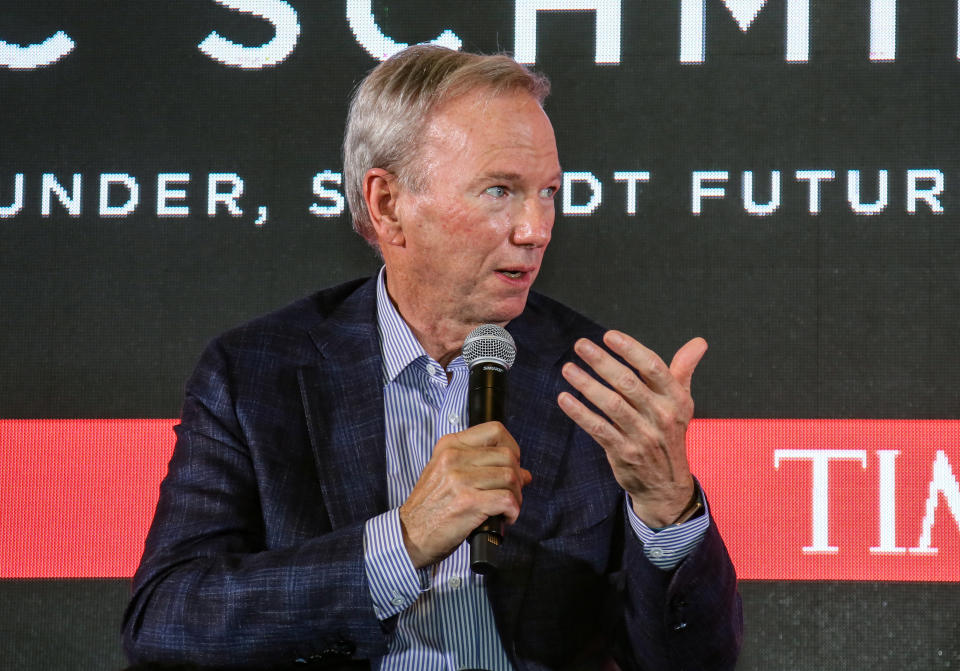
498 270 524 279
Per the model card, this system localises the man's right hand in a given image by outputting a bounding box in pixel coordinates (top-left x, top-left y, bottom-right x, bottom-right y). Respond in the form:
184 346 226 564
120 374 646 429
398 421 532 569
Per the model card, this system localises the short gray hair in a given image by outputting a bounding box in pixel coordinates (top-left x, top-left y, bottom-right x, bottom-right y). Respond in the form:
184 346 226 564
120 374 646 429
343 45 551 248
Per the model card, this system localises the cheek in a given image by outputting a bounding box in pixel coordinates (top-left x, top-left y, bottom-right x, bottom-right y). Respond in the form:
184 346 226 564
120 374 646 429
446 205 509 246
407 194 514 265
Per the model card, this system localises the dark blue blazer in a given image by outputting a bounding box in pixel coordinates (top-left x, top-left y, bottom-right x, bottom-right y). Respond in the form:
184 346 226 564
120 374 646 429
123 277 742 670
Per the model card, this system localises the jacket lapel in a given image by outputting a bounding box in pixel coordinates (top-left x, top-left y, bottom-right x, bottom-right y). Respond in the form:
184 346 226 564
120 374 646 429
298 278 389 529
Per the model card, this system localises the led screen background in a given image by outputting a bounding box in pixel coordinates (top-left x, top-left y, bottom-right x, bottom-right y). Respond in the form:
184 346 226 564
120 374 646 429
1 1 959 668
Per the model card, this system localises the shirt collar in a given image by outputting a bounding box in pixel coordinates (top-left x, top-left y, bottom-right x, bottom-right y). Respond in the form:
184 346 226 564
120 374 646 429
376 266 430 385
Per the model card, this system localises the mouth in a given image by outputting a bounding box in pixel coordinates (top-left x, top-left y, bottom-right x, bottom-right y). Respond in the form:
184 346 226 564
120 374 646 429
496 264 537 277
494 266 538 286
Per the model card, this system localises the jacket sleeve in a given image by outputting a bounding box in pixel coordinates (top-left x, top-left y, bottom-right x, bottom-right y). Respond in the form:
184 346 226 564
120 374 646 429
619 510 743 671
122 339 390 669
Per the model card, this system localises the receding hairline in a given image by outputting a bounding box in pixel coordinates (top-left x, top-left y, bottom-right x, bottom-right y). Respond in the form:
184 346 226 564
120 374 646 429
368 46 550 105
407 86 559 194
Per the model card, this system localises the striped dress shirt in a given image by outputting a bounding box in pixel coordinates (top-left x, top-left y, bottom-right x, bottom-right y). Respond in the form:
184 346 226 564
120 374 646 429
363 268 710 670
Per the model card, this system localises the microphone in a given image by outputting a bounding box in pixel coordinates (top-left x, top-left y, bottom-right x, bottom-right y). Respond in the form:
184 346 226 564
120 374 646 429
462 324 517 574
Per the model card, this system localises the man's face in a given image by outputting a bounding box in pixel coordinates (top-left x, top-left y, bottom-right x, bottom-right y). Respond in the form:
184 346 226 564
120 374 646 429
387 88 562 331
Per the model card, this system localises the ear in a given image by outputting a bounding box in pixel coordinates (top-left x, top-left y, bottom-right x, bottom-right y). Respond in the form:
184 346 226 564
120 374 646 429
363 168 405 248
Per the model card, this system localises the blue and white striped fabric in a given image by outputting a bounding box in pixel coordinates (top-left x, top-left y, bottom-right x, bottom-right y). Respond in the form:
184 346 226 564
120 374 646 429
627 488 711 569
362 267 710 670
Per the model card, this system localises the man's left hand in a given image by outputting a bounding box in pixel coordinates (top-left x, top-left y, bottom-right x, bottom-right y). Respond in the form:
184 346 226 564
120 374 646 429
557 331 707 528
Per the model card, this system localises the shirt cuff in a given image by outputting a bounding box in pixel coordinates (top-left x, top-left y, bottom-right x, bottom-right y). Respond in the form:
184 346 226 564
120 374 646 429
363 509 431 620
626 485 711 571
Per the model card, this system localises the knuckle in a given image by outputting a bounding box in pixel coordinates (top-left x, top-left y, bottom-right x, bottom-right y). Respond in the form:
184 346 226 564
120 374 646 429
502 492 521 515
651 403 670 424
609 394 631 417
591 417 611 438
647 357 666 377
435 446 456 466
646 399 673 425
617 371 641 394
490 446 512 465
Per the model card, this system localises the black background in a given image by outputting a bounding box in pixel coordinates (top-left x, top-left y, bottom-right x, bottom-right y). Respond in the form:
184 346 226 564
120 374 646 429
2 1 959 668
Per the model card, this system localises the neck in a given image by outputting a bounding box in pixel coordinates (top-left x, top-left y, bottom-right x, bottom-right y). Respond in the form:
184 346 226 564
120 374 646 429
382 271 481 368
412 322 470 369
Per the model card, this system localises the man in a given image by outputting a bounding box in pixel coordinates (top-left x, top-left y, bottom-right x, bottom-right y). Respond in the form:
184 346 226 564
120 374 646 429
123 46 742 670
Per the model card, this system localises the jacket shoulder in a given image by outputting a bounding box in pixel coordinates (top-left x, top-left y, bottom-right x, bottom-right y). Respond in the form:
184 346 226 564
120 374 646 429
206 277 374 357
228 277 371 336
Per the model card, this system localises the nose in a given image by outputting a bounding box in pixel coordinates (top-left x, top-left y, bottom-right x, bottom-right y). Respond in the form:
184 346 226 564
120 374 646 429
511 197 553 248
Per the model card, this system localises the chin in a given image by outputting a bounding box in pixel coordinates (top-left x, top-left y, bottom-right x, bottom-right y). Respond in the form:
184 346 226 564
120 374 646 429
484 296 529 325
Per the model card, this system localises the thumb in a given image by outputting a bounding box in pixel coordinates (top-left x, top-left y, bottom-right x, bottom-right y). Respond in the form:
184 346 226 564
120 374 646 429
669 337 708 392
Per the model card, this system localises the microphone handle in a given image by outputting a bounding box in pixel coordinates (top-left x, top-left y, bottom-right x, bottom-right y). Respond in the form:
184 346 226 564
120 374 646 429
468 364 507 574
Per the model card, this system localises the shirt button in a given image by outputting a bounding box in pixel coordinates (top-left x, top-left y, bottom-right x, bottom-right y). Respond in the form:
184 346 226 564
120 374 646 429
390 593 404 606
448 576 462 589
650 547 664 559
448 412 459 424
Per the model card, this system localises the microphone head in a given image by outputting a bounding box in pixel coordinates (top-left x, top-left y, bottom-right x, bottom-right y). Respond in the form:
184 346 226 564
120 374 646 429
462 324 517 371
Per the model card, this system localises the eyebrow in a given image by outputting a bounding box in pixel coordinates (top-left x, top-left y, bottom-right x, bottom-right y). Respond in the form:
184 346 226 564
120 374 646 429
479 171 523 183
474 170 563 185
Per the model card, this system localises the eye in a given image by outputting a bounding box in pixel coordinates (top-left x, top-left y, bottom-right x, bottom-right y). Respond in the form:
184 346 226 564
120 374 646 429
539 186 558 199
485 185 508 198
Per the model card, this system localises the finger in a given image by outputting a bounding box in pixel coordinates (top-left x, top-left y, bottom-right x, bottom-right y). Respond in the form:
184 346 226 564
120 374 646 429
460 444 524 470
468 465 532 501
669 337 708 392
556 390 622 453
561 361 643 433
601 331 677 394
429 442 528 496
459 473 528 525
477 489 524 525
572 338 653 408
456 421 520 456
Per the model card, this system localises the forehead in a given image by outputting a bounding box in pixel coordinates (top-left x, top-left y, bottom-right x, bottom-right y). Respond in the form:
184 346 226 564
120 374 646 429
419 88 559 169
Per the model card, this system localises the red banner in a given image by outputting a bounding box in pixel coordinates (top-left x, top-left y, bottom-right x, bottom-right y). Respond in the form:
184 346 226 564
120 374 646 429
2 419 958 580
1 419 175 579
691 419 960 581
